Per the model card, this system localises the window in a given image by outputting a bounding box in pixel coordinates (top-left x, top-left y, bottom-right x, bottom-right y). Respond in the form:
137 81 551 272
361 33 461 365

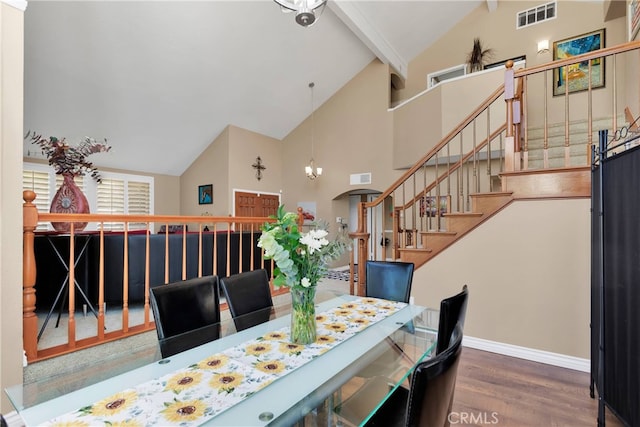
95 172 153 231
427 64 467 89
23 165 52 230
23 162 154 231
517 2 556 29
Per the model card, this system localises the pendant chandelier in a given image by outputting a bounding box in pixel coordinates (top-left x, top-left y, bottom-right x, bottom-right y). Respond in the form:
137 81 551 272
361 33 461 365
273 0 327 27
305 82 322 180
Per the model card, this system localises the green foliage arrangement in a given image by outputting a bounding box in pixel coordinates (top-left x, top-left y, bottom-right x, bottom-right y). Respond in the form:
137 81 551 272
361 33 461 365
258 205 349 290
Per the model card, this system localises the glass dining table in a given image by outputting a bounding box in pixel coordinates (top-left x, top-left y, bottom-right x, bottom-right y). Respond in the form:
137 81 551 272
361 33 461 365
7 289 438 426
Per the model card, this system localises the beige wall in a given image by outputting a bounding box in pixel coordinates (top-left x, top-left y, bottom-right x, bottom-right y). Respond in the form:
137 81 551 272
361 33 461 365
152 173 181 215
397 1 629 131
1 1 25 412
280 61 405 231
181 127 230 217
180 125 282 219
392 67 504 168
399 1 623 102
227 125 282 212
413 198 591 359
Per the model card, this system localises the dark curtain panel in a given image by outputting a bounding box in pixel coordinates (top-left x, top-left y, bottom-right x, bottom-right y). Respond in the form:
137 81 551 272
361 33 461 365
595 145 640 426
590 166 600 397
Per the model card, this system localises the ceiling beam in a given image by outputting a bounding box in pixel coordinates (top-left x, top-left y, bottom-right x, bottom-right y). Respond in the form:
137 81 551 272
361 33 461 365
328 0 408 80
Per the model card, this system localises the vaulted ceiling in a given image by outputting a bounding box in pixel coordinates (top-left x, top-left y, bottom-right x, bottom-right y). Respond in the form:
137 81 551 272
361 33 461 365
23 1 484 176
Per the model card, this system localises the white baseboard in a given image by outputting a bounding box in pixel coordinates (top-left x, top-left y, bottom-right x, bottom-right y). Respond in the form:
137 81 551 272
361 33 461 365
463 335 590 373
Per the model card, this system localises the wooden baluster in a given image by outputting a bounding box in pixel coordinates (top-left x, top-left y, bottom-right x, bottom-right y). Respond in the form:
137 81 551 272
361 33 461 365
297 206 304 227
358 203 368 296
98 225 105 339
68 224 76 348
225 226 231 277
213 223 218 276
181 224 187 280
23 190 39 361
122 224 129 332
198 224 203 278
164 223 169 283
238 223 244 273
349 247 355 295
144 224 151 325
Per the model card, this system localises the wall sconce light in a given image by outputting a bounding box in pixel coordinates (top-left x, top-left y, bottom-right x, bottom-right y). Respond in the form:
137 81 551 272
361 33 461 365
537 39 550 54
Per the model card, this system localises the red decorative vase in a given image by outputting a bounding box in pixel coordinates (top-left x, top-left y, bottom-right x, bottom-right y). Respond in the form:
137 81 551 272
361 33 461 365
50 173 90 232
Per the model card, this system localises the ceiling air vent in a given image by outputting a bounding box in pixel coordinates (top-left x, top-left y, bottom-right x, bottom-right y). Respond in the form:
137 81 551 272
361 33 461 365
350 173 372 185
517 1 556 29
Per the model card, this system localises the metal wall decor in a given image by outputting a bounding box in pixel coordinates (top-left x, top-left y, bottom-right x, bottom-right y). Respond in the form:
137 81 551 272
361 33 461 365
252 156 266 181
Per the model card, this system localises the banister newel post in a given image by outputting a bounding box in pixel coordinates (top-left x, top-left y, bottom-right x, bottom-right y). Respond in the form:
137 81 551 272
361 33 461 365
504 60 516 172
23 190 39 361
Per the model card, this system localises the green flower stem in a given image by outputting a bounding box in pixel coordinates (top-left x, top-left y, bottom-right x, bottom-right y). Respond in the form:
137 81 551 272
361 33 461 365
290 286 317 345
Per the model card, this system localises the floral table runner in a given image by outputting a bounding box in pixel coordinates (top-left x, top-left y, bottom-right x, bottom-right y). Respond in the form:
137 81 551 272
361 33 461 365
44 297 407 426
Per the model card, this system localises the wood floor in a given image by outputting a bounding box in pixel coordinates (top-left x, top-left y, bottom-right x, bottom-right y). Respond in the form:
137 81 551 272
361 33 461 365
453 347 624 426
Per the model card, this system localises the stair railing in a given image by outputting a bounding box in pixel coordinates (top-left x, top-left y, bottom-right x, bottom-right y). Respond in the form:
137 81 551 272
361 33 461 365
352 40 640 296
350 80 510 295
507 40 640 170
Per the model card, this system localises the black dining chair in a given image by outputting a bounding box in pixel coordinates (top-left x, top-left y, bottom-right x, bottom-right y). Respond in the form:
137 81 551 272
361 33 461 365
337 323 464 427
365 261 415 303
352 261 415 381
436 285 469 355
220 269 274 331
150 275 221 358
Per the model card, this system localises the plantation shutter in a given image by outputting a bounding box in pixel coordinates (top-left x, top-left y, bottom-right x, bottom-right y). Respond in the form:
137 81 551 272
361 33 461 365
127 181 150 230
97 178 125 230
23 169 51 230
22 169 51 213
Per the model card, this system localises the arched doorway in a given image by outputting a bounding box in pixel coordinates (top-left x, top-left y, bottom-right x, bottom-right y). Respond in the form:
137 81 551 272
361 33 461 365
334 189 393 262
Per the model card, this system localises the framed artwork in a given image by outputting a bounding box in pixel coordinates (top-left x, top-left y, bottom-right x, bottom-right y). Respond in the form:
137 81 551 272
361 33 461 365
419 195 450 218
629 0 640 42
198 184 213 205
553 29 605 96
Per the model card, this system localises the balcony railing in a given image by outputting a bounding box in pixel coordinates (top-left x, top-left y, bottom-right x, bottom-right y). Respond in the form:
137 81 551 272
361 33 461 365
22 190 291 363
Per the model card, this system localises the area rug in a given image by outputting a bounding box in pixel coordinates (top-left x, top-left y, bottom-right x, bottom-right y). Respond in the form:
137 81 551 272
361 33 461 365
325 268 358 282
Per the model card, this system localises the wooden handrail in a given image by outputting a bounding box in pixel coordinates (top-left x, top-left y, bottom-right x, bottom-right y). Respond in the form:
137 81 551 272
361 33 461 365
363 84 506 210
36 213 273 225
515 40 640 78
394 124 507 212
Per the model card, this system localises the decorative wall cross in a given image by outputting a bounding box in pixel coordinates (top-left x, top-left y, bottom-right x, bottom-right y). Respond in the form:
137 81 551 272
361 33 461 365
252 156 266 181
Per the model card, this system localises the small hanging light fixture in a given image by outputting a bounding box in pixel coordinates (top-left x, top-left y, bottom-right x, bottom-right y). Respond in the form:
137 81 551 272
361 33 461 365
305 82 322 180
273 0 327 27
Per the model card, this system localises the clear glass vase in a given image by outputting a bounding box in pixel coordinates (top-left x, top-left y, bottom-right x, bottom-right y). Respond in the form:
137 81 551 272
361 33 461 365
290 286 317 345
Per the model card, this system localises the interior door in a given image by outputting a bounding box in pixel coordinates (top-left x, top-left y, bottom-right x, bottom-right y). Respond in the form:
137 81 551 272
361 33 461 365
234 191 280 218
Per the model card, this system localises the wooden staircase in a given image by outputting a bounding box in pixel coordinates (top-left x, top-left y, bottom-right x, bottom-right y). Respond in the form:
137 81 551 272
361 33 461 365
396 166 590 269
399 191 514 269
351 40 640 292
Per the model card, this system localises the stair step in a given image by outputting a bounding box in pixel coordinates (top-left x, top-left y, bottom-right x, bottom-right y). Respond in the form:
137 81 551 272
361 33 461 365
501 166 590 198
443 212 484 234
398 247 435 266
419 231 457 252
470 191 513 212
